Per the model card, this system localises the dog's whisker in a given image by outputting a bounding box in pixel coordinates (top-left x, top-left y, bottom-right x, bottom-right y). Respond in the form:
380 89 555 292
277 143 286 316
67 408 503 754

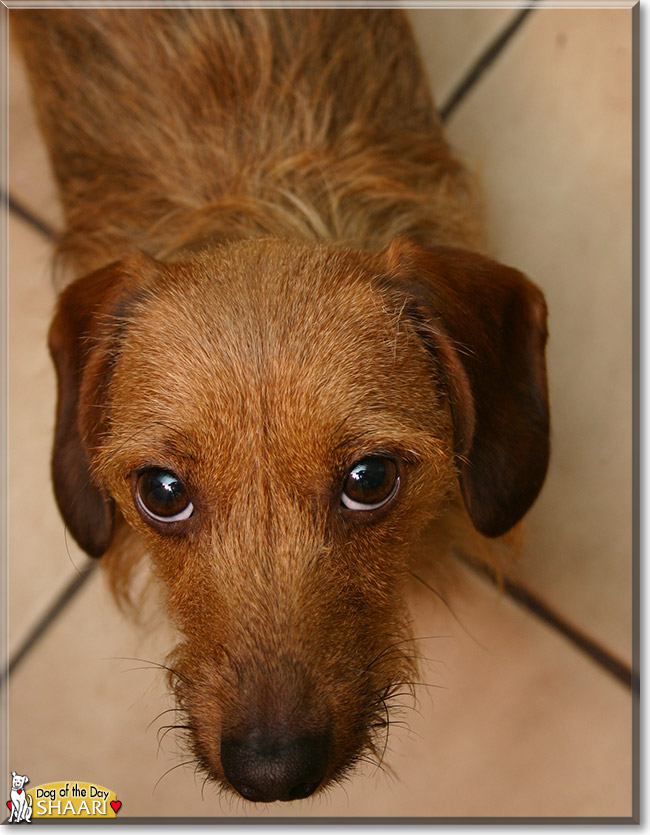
200 774 211 802
382 689 419 705
363 632 454 675
152 759 198 795
156 723 193 753
110 655 194 687
192 760 209 791
146 706 185 733
409 571 488 651
375 697 392 775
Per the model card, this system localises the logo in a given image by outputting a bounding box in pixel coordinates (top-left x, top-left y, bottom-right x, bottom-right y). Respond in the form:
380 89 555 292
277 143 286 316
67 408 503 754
7 774 122 821
7 773 32 824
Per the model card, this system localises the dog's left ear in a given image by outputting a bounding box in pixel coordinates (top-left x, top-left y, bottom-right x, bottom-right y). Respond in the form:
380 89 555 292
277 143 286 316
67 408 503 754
383 238 550 538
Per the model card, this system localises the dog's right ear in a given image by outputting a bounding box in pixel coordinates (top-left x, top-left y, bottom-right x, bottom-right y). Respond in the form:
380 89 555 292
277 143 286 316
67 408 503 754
48 254 150 558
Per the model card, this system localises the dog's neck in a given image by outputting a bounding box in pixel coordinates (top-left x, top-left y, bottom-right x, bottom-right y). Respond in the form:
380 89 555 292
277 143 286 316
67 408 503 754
55 133 485 280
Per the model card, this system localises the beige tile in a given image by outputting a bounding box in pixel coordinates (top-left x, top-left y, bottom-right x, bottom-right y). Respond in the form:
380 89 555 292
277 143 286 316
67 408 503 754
408 8 524 108
446 9 633 662
7 565 632 818
8 33 62 231
8 215 89 656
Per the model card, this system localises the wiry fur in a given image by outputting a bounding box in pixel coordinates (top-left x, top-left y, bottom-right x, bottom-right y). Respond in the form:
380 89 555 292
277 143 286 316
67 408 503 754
13 9 549 802
13 9 484 279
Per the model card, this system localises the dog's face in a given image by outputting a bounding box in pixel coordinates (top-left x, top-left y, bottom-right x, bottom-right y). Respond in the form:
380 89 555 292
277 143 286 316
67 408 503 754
12 773 29 791
48 238 549 802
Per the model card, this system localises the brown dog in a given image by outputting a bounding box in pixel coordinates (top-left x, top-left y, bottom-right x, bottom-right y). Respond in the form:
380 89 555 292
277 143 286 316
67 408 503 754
13 9 549 803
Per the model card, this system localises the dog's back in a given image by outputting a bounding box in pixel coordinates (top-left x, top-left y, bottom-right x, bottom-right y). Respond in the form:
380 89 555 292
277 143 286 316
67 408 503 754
12 9 482 276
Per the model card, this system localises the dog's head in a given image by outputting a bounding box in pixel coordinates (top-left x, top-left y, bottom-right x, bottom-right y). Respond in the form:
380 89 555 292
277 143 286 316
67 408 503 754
48 237 549 802
11 773 29 791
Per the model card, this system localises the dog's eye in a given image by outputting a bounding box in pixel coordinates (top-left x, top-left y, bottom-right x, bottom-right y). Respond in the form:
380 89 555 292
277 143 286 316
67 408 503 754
134 468 194 523
341 456 399 511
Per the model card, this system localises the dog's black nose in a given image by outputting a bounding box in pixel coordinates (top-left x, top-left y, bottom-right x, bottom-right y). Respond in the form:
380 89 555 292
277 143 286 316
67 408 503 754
220 730 329 803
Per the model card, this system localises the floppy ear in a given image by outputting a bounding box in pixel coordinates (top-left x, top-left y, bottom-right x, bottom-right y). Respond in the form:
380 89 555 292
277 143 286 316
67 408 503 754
384 238 550 538
48 255 148 557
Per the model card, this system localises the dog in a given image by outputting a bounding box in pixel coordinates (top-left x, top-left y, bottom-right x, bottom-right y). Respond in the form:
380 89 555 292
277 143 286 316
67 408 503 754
8 772 32 823
12 9 549 804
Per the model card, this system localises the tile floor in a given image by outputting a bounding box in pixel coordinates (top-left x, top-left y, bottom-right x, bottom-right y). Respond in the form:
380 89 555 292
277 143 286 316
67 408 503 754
5 6 636 822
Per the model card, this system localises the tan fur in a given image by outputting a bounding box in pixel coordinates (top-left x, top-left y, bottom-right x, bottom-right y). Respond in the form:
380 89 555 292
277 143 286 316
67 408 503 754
12 9 550 802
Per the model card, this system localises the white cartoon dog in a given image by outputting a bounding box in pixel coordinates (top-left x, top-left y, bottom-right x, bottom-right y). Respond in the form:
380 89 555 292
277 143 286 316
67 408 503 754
8 772 32 823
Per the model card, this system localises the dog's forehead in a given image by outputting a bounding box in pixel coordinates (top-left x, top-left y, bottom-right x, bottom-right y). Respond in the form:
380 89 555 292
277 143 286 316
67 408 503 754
120 243 413 392
111 241 436 465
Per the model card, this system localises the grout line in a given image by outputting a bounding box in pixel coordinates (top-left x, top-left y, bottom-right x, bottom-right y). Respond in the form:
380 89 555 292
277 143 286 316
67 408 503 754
439 4 537 123
4 186 81 682
502 576 637 692
1 561 98 686
463 558 637 693
3 189 57 241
